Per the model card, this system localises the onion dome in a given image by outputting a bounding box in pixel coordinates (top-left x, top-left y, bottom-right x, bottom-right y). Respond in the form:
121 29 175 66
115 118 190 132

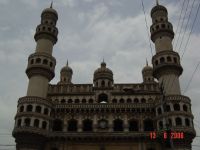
61 61 73 74
142 60 154 83
42 2 58 18
94 61 113 81
151 4 167 17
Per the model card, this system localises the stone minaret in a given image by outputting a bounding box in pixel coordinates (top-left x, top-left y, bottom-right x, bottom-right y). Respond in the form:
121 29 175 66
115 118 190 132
58 61 73 84
13 4 58 150
150 3 183 95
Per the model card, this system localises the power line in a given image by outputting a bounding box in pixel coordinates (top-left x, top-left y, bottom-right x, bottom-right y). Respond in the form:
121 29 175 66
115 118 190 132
183 61 200 93
181 0 200 60
178 0 196 52
173 0 187 46
141 0 153 57
175 0 190 50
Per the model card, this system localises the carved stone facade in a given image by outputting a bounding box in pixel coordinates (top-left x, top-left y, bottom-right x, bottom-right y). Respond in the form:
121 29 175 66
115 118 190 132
13 3 196 150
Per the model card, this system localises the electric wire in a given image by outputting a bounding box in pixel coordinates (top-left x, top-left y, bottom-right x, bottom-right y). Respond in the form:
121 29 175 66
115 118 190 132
175 0 190 50
173 0 186 46
141 0 153 57
178 0 196 52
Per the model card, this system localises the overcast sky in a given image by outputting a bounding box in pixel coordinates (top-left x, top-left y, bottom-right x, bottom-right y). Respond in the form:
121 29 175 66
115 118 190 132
0 0 200 149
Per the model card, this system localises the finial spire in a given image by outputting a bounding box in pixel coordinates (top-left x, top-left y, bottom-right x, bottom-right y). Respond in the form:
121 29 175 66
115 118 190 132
50 1 53 8
146 58 148 66
156 0 159 5
66 60 68 66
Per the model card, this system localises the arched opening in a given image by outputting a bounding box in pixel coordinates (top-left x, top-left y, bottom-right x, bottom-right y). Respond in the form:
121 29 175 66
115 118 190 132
44 108 49 115
185 118 190 127
101 80 105 87
129 120 139 131
51 148 58 150
174 104 180 111
134 98 139 103
50 62 53 67
36 58 41 63
127 98 132 103
155 60 158 66
157 107 162 115
68 119 78 131
98 93 108 103
113 119 123 131
160 57 165 63
112 99 117 103
183 104 188 112
82 99 86 103
52 119 63 131
175 117 182 126
159 121 163 129
68 99 73 103
174 57 177 63
34 119 40 128
165 105 171 112
144 119 154 131
167 56 172 62
17 119 22 127
75 99 80 103
43 59 48 65
61 99 66 104
36 106 42 113
26 105 33 112
89 99 93 103
119 98 125 103
30 59 34 64
19 105 24 112
24 118 31 127
83 119 93 132
141 98 146 103
42 121 47 129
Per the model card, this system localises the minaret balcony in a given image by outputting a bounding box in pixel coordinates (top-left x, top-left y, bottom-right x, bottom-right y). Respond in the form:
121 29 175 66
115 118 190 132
26 53 56 80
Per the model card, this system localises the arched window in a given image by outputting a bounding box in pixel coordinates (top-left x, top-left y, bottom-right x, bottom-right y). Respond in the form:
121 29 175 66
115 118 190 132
119 98 125 103
161 24 166 28
160 57 165 63
61 99 66 104
167 56 172 62
68 99 73 103
34 119 40 128
52 119 63 131
113 119 123 131
112 99 117 103
127 98 132 103
30 59 34 64
101 80 105 87
175 117 182 126
82 99 86 103
68 119 78 131
75 99 80 103
26 105 33 112
174 57 177 63
157 107 162 115
42 121 47 129
24 118 31 127
159 121 163 129
141 98 146 103
19 105 24 112
144 119 154 131
165 105 171 112
50 62 53 67
44 108 49 115
183 104 188 112
36 58 41 63
98 93 108 103
168 118 172 127
174 104 180 111
83 119 93 132
89 99 93 103
129 120 139 131
134 98 139 103
43 59 48 65
17 119 22 127
36 106 42 113
185 118 190 127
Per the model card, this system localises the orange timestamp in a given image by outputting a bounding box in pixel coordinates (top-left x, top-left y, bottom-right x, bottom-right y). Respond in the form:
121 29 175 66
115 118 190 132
150 132 184 140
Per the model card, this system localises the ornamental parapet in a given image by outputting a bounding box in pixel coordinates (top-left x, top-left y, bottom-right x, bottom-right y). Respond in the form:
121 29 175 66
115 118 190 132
15 112 52 120
18 96 53 107
156 95 191 105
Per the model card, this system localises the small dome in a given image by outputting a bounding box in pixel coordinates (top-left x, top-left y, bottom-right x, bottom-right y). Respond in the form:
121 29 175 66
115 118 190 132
42 3 58 18
94 61 113 81
142 61 153 73
61 62 73 74
151 4 167 17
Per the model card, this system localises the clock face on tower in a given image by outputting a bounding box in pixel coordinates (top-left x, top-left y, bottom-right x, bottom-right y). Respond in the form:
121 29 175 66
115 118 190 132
98 120 108 129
